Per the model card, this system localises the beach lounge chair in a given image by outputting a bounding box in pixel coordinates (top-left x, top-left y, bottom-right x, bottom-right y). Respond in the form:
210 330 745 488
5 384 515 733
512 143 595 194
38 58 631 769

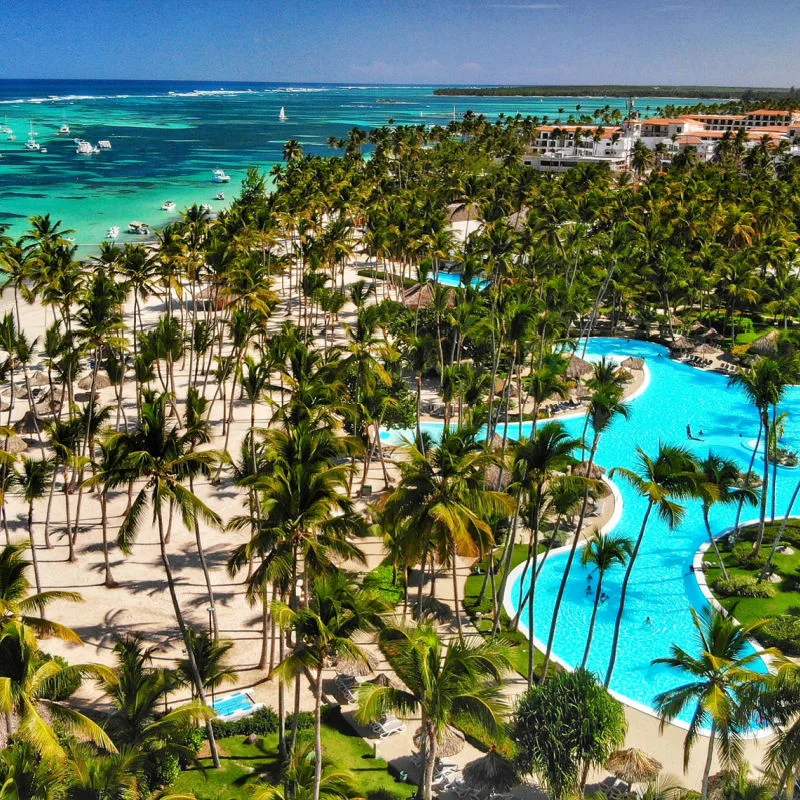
371 718 406 738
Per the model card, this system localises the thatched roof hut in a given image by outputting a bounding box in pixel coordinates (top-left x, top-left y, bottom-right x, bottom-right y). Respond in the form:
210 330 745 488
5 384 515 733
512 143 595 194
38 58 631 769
16 411 44 435
694 343 719 355
507 206 530 232
750 329 779 356
78 373 112 391
3 435 27 454
401 284 455 311
573 460 606 479
463 748 517 794
620 356 644 370
446 202 480 223
28 372 49 387
565 355 593 380
607 748 662 785
669 336 693 352
413 725 465 757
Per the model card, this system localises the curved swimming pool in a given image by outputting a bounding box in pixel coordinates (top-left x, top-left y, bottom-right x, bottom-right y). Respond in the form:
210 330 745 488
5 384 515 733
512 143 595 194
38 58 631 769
382 338 799 731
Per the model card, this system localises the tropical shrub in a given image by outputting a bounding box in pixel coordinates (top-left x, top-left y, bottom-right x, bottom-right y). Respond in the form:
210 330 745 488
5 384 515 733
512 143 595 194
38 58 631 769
512 668 626 800
207 706 315 738
761 615 800 655
712 575 776 598
731 542 767 569
363 564 406 607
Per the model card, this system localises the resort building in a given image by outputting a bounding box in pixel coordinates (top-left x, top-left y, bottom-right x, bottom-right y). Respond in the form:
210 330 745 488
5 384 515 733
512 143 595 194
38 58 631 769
521 110 799 172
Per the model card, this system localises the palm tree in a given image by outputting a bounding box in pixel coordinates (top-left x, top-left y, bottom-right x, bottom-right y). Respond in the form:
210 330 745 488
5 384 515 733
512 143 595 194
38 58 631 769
580 533 633 668
542 385 628 679
728 360 786 555
254 739 362 800
13 457 54 595
695 454 758 581
380 426 512 640
654 607 774 800
273 573 387 800
605 444 699 687
175 626 236 702
357 621 512 800
112 392 223 767
0 621 116 760
0 542 82 642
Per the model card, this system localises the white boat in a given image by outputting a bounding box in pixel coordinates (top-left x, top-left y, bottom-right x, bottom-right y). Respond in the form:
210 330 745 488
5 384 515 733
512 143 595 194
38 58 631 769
40 147 47 153
107 226 120 239
215 192 225 200
75 140 99 155
7 135 16 141
212 168 230 183
59 123 70 134
127 221 150 235
24 122 39 151
161 201 176 211
98 140 112 149
278 106 288 121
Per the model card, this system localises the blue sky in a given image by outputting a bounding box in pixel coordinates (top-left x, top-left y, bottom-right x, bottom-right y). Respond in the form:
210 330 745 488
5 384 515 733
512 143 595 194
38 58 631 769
3 0 799 86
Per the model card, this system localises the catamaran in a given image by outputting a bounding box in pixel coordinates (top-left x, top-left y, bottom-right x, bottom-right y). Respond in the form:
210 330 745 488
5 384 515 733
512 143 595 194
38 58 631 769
75 140 99 154
278 106 288 121
212 168 231 183
24 122 40 151
107 226 120 240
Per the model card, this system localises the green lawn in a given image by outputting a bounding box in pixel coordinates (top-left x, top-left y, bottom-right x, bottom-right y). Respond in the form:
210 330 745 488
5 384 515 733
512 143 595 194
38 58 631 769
170 716 410 800
704 521 800 655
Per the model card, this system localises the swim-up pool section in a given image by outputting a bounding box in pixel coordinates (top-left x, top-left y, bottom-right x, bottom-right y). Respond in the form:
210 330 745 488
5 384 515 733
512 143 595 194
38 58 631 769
382 338 799 731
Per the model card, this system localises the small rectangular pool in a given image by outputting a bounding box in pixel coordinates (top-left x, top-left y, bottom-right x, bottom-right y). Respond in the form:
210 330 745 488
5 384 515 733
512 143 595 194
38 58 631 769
212 691 261 720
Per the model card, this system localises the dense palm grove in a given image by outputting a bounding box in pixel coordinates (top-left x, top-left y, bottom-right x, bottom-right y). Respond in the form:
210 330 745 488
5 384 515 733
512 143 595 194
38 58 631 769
2 112 800 800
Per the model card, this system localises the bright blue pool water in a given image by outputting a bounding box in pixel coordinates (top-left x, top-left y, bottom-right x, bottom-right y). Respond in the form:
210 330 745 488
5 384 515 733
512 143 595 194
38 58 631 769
382 338 798 730
213 692 254 718
435 271 487 289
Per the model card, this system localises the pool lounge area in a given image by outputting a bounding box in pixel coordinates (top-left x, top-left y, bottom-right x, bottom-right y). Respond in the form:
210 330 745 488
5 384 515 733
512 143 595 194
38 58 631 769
212 690 263 721
381 338 796 732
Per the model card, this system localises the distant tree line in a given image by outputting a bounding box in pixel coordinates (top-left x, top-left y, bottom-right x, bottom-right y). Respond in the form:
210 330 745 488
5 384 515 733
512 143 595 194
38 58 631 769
433 85 799 99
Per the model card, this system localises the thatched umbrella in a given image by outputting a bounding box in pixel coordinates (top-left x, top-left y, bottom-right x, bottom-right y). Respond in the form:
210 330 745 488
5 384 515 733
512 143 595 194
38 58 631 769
620 356 644 370
402 284 455 311
334 651 377 677
690 321 707 334
413 725 465 757
700 327 718 338
369 673 395 688
28 372 49 387
573 460 606 479
750 329 779 356
669 336 693 352
463 747 517 795
446 202 480 223
507 206 530 232
694 343 719 355
607 748 662 785
16 411 44 435
565 355 593 380
78 373 112 390
3 435 27 454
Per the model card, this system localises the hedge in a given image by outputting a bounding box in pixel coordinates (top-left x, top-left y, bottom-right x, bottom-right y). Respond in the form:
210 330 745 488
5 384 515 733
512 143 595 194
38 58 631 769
204 706 315 738
712 574 776 599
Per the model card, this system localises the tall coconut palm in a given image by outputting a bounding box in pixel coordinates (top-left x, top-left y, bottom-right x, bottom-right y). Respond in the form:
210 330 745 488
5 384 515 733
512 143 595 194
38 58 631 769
694 453 758 581
0 621 116 760
380 426 512 640
728 360 786 555
272 573 387 800
579 533 633 668
605 444 699 687
541 385 628 680
654 607 773 800
112 392 222 767
175 626 236 702
0 543 81 642
357 622 512 800
13 458 54 595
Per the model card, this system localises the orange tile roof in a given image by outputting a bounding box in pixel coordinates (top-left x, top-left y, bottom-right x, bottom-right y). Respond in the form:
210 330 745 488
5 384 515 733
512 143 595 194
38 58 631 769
685 114 746 121
747 109 790 116
641 118 688 125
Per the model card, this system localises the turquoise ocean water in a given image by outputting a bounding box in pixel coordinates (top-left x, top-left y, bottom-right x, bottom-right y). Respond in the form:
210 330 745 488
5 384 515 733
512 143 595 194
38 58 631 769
0 80 695 249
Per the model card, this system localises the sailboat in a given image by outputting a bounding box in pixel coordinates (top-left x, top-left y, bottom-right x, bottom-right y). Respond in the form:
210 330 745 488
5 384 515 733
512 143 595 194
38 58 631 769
278 106 288 121
24 121 40 151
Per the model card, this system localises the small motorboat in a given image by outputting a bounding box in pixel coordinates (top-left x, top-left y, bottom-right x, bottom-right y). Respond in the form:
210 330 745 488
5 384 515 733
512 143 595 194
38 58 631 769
59 123 70 134
127 221 150 235
215 192 225 200
161 201 176 211
75 140 99 154
107 226 120 239
212 168 231 183
7 135 16 141
40 147 47 153
98 140 112 149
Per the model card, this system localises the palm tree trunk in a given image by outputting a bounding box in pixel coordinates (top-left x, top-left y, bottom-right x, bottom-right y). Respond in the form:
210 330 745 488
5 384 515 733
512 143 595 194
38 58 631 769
451 543 463 641
278 621 287 760
258 585 269 670
732 421 762 540
700 723 717 800
313 664 324 800
542 436 599 679
100 491 116 587
423 722 438 800
27 503 42 594
155 504 220 768
605 501 654 688
755 409 770 554
760 476 800 582
703 508 729 581
581 572 603 668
